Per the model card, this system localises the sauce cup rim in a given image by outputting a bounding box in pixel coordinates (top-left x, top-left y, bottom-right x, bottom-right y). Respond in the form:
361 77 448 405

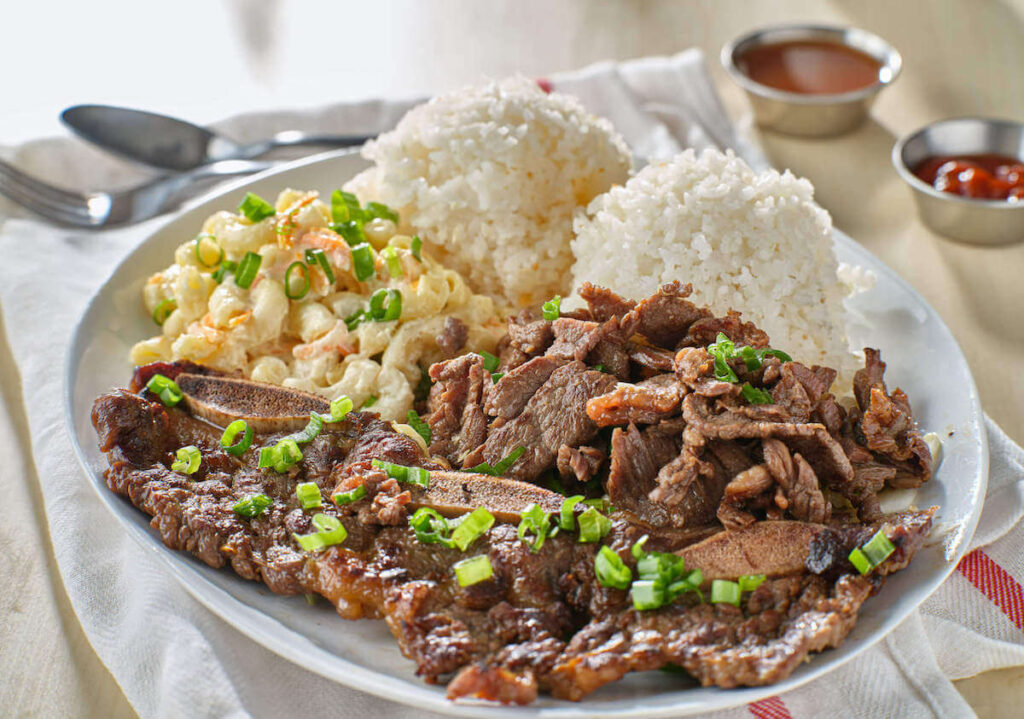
891 116 1024 210
721 23 902 105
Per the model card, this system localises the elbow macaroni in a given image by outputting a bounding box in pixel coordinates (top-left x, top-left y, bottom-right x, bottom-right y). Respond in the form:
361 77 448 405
131 188 505 420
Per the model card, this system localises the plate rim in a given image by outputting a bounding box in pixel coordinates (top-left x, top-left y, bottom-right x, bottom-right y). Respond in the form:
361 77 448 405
63 147 989 717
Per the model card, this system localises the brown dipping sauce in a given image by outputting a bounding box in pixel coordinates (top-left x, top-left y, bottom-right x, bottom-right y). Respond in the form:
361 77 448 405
913 154 1024 201
736 40 882 95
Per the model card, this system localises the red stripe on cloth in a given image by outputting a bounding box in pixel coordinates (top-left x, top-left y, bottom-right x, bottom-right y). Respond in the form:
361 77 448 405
957 549 1024 633
748 696 793 719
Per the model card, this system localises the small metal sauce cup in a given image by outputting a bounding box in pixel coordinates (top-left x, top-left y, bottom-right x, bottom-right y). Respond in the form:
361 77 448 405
721 24 901 137
892 118 1024 245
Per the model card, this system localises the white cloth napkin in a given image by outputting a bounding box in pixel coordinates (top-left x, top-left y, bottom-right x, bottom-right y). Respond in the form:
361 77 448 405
1 50 1021 719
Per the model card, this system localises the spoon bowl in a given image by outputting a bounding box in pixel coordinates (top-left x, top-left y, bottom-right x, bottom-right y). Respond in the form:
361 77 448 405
61 104 371 171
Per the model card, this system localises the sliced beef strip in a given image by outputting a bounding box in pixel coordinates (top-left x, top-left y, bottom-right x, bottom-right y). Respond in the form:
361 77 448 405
681 310 770 350
578 282 636 322
436 316 469 358
497 310 554 370
484 356 564 419
619 281 712 348
717 464 774 529
607 423 682 527
556 445 606 484
649 426 731 525
674 346 740 398
627 342 676 373
426 354 489 466
586 374 685 427
763 439 832 524
682 394 854 489
546 317 630 379
853 349 932 487
461 361 618 483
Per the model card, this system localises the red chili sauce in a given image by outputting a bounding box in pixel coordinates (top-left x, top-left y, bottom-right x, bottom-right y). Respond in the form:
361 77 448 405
912 154 1024 201
736 40 882 95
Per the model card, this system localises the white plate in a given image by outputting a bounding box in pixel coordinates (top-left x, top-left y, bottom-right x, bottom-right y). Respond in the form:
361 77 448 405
65 148 988 717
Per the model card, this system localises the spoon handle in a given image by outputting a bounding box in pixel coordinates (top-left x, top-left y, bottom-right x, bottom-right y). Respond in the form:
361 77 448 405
268 131 373 149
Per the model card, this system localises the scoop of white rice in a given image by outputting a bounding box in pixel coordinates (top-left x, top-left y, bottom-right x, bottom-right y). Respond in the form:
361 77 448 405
570 149 855 375
345 76 632 308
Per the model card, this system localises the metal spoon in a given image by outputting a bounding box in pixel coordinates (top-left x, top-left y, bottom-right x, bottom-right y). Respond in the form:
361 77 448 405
61 104 372 172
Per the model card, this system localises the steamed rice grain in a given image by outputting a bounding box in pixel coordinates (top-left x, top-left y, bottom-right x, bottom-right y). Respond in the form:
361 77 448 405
570 149 855 376
346 77 632 308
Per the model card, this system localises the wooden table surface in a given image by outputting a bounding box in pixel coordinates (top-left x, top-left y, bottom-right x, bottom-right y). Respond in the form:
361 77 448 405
2 1 1023 716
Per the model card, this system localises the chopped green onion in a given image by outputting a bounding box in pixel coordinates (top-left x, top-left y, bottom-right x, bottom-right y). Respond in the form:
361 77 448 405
146 374 183 407
738 345 761 371
220 419 254 456
171 445 201 474
411 235 422 261
380 246 403 278
559 495 584 531
741 383 774 405
592 364 605 373
707 333 739 383
738 573 766 592
631 579 664 611
414 366 433 402
330 189 361 224
636 551 685 584
409 507 453 546
365 201 399 224
492 446 525 475
296 481 323 509
362 395 378 408
541 295 562 321
211 259 236 284
152 298 177 326
284 261 310 300
595 545 632 589
234 251 262 289
577 506 612 543
304 248 335 285
368 288 402 322
406 410 432 446
848 547 872 575
284 413 324 445
238 192 276 222
480 351 500 373
516 503 552 553
233 493 272 518
454 554 493 587
862 529 896 566
666 576 703 601
345 310 367 331
332 484 367 506
258 438 303 473
582 497 615 513
371 459 430 487
762 348 793 363
631 534 650 559
710 579 741 606
194 233 224 267
464 446 526 477
293 512 347 551
848 529 897 575
322 396 353 423
451 507 495 551
334 220 366 247
351 242 375 281
491 372 505 384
